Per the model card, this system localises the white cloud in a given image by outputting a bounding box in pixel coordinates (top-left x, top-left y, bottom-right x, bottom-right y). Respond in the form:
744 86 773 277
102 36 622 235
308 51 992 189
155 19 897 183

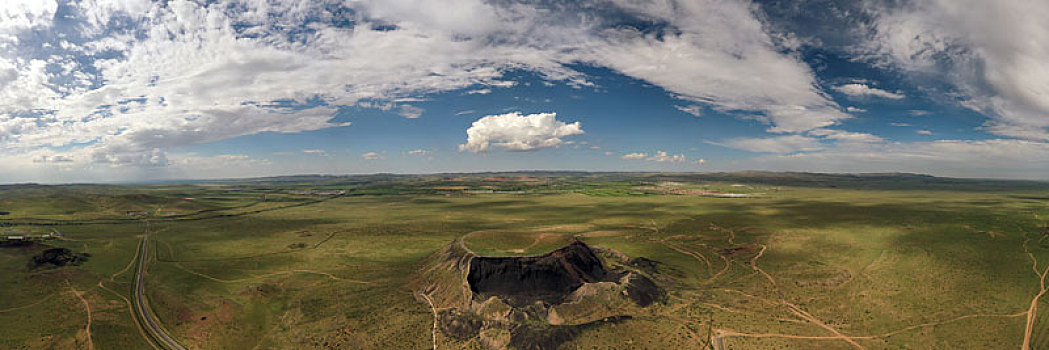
864 0 1049 140
674 105 702 117
620 152 647 160
620 150 688 163
916 130 933 135
980 122 1049 141
647 151 686 163
0 0 859 177
588 3 848 133
407 149 430 155
364 0 851 133
95 148 169 167
807 129 885 143
171 153 270 168
33 154 74 163
832 83 905 99
845 106 867 113
459 112 583 152
397 105 424 119
715 135 823 154
0 0 58 43
302 149 326 155
465 89 492 95
361 152 384 160
891 122 912 127
621 151 688 163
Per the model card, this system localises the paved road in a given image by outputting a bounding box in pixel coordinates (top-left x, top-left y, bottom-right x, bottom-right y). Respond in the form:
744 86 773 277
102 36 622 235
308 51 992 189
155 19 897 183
132 222 187 350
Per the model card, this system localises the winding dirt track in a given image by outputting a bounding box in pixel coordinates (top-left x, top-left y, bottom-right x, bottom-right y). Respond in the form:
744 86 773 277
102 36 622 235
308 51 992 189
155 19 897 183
419 291 439 350
708 238 862 350
68 284 94 350
747 244 863 349
749 245 778 288
1021 231 1049 350
660 240 713 276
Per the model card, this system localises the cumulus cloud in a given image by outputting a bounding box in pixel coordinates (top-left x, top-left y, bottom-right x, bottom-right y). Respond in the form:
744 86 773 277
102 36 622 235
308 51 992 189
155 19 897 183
715 135 824 154
459 112 583 153
832 83 905 99
846 106 867 113
361 152 384 160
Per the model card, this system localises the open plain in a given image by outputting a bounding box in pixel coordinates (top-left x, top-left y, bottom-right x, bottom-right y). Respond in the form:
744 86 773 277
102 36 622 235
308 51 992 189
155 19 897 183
1 172 1048 349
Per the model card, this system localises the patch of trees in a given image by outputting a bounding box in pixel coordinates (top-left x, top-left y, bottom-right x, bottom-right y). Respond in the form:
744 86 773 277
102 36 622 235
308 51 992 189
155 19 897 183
29 248 90 269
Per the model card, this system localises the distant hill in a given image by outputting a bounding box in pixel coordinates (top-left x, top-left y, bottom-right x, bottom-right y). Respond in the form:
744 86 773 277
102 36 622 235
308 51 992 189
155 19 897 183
13 171 1045 192
163 171 1049 192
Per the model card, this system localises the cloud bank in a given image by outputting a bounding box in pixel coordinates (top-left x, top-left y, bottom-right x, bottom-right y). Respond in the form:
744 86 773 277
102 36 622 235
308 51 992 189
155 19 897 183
0 0 850 173
863 0 1049 140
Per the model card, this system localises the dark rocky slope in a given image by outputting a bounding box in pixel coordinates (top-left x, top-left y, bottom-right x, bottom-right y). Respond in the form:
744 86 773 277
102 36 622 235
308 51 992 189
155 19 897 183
467 241 613 306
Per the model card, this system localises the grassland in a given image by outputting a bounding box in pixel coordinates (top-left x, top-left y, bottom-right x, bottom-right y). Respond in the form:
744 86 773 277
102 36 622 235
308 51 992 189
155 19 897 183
1 172 1048 349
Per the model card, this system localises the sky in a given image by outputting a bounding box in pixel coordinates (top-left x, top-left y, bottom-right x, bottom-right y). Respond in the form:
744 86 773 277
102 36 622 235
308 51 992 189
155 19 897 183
1 0 1048 183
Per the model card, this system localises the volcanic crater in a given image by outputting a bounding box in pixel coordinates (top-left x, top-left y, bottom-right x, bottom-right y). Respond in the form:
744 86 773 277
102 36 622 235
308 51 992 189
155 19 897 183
417 238 666 349
467 240 615 306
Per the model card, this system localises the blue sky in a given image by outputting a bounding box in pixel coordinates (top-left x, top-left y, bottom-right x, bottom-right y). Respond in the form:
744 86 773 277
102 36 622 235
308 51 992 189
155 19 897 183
1 0 1048 182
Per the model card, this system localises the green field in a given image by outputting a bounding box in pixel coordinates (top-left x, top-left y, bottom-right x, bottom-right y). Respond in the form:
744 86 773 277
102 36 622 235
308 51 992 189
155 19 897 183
1 172 1048 349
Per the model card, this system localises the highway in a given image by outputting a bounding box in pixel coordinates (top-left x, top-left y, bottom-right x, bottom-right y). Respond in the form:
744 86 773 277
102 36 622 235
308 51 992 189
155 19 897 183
132 221 187 350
